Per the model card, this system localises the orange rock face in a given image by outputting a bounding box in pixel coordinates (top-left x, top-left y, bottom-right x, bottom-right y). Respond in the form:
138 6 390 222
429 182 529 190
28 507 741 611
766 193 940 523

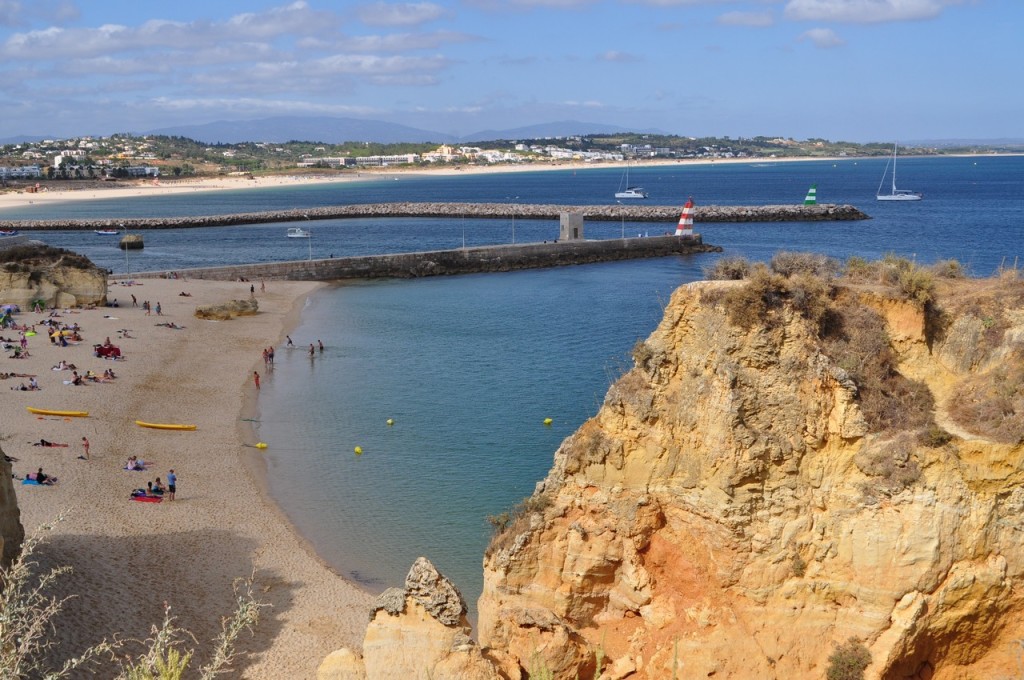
479 277 1024 680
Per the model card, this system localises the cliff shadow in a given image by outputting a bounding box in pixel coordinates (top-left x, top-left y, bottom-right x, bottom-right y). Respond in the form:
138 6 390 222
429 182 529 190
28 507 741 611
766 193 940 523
31 528 300 678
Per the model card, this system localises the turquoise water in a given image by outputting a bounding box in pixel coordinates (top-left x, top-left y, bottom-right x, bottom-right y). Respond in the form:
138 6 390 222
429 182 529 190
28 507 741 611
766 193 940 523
6 156 1022 613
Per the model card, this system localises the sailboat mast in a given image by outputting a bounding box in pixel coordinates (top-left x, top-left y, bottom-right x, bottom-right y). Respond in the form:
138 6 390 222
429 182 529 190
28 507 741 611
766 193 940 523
892 143 898 193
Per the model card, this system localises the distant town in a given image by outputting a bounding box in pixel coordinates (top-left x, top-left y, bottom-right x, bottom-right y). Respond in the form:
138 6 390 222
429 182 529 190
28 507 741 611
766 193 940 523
0 132 1017 183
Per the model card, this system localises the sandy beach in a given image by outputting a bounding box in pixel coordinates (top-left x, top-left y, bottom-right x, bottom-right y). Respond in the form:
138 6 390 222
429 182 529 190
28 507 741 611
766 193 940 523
0 155 838 214
3 277 375 677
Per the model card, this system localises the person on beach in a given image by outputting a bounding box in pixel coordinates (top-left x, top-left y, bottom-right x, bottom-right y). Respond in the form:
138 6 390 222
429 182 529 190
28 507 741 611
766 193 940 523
155 302 162 316
309 343 315 357
253 371 260 390
262 348 269 366
35 467 55 485
144 301 151 316
267 347 274 365
318 339 324 353
152 477 165 495
286 335 293 347
131 294 137 307
250 284 255 296
167 469 176 501
260 278 265 293
81 436 90 461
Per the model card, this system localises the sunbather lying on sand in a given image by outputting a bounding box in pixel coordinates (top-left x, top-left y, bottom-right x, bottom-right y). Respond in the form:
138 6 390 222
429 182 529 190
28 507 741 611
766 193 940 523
33 439 68 447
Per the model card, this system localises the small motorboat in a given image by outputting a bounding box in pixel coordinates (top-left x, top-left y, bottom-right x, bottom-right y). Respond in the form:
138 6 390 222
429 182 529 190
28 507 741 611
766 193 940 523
95 230 119 235
287 227 311 238
0 230 18 236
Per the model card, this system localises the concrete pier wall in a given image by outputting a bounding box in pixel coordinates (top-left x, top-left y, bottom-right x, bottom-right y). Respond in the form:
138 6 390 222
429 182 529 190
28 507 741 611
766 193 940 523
128 235 720 283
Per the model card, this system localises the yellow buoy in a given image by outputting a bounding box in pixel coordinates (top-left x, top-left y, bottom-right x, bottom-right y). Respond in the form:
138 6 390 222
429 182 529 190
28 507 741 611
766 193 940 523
543 417 553 426
386 418 394 426
354 446 363 455
255 442 268 449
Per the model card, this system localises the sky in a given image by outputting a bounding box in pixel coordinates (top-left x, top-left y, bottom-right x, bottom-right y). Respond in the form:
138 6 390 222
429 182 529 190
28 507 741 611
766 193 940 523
0 0 1020 143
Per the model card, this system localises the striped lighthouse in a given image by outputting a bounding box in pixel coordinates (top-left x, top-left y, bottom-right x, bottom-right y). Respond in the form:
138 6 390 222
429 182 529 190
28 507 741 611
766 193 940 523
674 197 695 236
804 184 817 205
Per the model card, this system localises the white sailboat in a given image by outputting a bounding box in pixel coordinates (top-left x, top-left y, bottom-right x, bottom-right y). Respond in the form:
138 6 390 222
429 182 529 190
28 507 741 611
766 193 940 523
614 162 648 199
876 143 922 201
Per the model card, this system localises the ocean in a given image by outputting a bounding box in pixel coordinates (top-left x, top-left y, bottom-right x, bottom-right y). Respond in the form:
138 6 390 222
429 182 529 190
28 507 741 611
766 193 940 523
4 156 1022 613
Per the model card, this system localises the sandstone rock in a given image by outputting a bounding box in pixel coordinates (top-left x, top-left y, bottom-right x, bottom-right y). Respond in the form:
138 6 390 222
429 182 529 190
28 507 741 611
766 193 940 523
360 557 485 680
0 443 25 568
316 648 367 680
477 277 1024 679
0 266 107 308
119 233 144 250
193 298 258 320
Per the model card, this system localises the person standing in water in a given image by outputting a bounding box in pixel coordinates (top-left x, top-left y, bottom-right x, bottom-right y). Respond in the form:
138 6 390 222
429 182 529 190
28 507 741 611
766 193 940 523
318 339 324 353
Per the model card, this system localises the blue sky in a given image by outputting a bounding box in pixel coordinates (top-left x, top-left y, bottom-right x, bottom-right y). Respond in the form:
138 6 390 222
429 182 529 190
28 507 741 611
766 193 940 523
0 0 1019 142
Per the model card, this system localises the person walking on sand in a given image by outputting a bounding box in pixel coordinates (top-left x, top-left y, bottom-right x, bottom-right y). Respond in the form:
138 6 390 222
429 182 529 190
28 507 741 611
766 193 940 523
80 436 89 461
262 348 269 366
253 371 261 390
260 277 265 293
131 294 138 307
286 335 294 347
167 469 177 501
155 302 162 316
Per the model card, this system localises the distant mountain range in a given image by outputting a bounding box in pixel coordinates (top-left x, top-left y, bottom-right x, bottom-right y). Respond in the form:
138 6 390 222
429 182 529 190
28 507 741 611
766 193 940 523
1 116 653 146
3 118 1020 148
145 116 650 145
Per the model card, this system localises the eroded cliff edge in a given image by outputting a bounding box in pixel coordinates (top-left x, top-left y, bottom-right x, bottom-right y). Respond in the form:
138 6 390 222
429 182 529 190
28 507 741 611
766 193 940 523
325 263 1024 680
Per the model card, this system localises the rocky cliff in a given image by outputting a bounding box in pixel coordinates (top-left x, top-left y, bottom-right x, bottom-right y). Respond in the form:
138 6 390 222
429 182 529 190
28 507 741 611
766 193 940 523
0 443 25 569
0 245 108 307
326 266 1024 680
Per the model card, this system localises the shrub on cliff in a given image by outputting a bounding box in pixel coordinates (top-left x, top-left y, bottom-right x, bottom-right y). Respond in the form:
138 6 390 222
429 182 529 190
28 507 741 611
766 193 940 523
703 255 751 280
820 294 935 433
0 244 96 271
948 350 1024 444
826 637 871 680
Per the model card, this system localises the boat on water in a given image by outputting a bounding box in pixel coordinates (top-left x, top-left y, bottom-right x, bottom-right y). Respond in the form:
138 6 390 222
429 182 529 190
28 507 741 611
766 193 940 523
876 143 922 201
614 162 648 199
0 230 17 236
286 227 311 238
95 229 119 235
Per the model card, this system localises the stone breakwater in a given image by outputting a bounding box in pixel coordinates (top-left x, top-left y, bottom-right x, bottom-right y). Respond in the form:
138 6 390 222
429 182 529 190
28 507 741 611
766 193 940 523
0 203 867 231
130 235 721 282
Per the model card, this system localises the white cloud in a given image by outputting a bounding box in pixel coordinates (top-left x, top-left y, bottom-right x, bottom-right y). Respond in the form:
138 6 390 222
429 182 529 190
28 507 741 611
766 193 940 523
799 27 845 47
785 0 960 23
356 2 445 26
303 30 475 53
150 96 379 117
0 2 338 59
599 50 641 63
718 11 774 27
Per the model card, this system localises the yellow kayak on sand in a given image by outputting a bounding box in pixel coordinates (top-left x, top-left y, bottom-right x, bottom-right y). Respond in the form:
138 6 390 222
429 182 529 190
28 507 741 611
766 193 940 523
27 407 89 417
135 420 197 431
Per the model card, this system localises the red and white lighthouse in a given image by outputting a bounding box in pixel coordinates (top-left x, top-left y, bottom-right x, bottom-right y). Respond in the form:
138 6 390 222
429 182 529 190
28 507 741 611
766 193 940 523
674 197 695 236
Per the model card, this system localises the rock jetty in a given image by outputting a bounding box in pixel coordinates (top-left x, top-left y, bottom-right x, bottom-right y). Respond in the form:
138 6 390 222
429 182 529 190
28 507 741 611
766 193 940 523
0 202 868 231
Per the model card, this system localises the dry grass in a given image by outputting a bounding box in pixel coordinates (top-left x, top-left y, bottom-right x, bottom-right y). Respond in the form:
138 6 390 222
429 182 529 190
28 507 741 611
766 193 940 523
820 293 935 433
703 255 752 281
947 349 1024 445
855 434 923 502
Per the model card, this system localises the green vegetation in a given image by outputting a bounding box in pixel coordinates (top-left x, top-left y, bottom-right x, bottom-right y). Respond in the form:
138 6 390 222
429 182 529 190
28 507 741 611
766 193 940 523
0 244 97 271
826 637 872 680
3 132 1015 183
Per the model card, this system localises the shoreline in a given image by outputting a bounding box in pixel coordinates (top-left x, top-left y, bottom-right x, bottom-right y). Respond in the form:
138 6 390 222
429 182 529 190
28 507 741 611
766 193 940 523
1 152 1016 216
0 155 851 213
4 277 375 678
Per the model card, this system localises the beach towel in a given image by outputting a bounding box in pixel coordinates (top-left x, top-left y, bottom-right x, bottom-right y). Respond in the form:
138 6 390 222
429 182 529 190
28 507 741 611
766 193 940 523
22 477 56 486
131 494 162 503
